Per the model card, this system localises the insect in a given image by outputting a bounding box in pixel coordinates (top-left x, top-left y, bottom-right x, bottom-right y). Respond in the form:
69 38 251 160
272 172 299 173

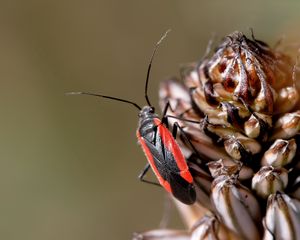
67 30 196 205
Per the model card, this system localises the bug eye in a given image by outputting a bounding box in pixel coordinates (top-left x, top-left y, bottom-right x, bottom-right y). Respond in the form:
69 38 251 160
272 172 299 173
150 107 155 113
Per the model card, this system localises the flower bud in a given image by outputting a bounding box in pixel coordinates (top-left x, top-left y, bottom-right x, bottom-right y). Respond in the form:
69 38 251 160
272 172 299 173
252 166 288 198
263 193 300 240
261 138 296 167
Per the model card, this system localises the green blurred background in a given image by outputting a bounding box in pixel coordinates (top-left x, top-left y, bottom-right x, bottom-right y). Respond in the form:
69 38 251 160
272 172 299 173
1 0 300 239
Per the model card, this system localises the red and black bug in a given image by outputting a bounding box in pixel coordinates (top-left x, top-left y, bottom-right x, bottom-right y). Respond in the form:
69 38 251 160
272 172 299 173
67 30 196 205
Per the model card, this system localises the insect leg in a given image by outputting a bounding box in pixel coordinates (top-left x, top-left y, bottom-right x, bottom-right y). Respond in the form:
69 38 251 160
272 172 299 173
162 102 200 127
170 121 203 165
164 115 200 124
162 101 171 117
161 101 171 128
163 114 200 152
138 163 161 187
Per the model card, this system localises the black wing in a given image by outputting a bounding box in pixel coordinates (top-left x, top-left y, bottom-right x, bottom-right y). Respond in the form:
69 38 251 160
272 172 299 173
144 134 196 205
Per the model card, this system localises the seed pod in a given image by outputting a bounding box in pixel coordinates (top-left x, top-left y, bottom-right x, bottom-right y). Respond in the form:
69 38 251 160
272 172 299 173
270 111 300 140
244 114 261 138
261 138 297 167
209 158 254 181
190 215 219 240
182 126 254 180
252 166 288 198
209 161 261 240
263 193 300 240
211 177 261 239
202 119 261 160
207 159 242 178
274 86 299 114
190 214 239 240
244 113 272 140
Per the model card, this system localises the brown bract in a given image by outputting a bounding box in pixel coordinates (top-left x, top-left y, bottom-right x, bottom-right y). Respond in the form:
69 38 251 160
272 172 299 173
197 31 294 114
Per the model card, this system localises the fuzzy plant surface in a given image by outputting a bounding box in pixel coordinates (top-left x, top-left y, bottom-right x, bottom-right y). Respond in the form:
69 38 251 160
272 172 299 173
133 31 300 240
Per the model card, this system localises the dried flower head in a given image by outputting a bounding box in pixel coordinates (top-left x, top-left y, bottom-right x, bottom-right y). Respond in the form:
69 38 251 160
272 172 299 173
134 31 300 240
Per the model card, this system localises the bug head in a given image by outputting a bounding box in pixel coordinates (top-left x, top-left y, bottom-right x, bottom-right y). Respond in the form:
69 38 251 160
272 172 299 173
138 106 157 119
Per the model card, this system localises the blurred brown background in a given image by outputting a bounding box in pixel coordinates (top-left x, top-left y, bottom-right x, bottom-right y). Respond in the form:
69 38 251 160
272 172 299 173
0 0 300 239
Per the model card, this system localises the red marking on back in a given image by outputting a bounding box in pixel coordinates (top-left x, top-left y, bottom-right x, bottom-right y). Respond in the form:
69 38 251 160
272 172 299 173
180 170 193 183
137 130 172 193
161 181 172 193
153 118 193 184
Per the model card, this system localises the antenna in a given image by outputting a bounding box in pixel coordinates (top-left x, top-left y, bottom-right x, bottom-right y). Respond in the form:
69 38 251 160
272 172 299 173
144 29 171 106
67 30 170 111
66 92 142 110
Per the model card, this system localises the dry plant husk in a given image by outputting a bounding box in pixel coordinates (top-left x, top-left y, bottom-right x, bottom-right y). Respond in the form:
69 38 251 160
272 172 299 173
134 31 300 240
